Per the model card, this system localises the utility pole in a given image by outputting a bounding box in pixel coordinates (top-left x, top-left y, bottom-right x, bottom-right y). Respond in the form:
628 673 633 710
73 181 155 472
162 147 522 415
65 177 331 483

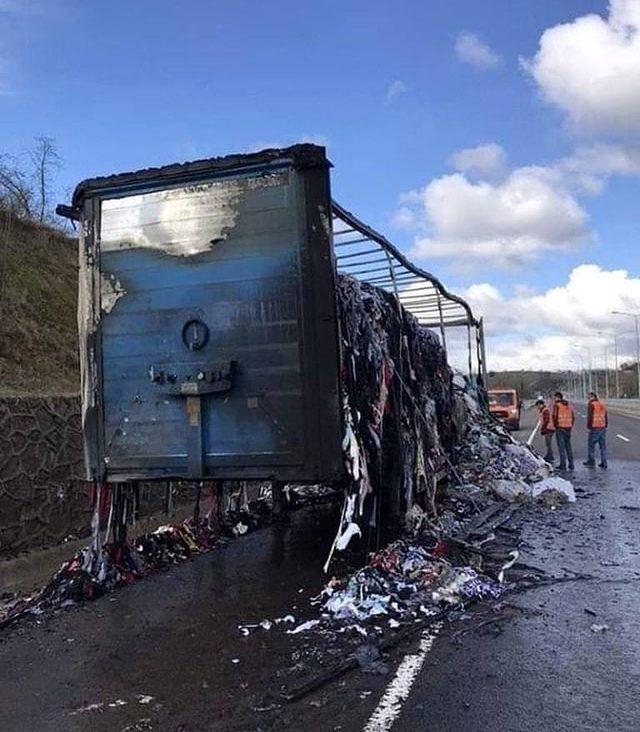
612 311 640 398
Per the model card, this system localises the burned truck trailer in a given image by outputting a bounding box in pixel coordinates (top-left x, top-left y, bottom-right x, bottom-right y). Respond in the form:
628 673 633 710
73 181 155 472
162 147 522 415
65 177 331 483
58 144 486 492
59 146 343 483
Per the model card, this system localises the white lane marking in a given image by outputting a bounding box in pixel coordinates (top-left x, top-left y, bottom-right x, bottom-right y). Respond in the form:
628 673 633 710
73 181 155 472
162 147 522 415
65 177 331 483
364 622 443 732
616 433 631 443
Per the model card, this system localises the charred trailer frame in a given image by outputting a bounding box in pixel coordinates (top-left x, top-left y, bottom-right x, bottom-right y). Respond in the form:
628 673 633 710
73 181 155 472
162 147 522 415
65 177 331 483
58 145 344 484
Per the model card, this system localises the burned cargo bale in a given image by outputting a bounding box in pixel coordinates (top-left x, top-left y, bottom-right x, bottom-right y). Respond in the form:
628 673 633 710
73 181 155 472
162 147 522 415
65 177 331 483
333 275 456 544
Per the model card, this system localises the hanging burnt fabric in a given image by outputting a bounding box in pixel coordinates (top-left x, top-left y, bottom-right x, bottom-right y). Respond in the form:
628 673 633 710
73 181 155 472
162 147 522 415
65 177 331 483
334 274 456 545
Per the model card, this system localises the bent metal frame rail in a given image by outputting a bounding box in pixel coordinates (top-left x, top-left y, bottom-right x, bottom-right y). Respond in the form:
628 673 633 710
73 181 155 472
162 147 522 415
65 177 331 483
331 200 487 385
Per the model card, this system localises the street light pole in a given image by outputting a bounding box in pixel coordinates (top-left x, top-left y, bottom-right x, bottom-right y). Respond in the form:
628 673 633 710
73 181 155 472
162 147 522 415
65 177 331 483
612 311 640 398
580 344 593 393
572 347 588 399
597 331 610 400
613 330 633 398
613 333 620 399
633 313 640 398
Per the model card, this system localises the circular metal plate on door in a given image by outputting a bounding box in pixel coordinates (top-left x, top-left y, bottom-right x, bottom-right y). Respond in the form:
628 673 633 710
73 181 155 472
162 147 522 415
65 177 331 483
182 319 209 351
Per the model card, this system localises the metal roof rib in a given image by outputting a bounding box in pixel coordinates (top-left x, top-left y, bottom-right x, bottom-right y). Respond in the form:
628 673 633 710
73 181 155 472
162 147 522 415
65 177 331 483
331 200 479 330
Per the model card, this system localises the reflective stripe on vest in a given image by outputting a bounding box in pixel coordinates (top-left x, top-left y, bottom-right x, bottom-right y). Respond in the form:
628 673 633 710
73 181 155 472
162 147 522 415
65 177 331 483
591 401 607 428
556 402 573 428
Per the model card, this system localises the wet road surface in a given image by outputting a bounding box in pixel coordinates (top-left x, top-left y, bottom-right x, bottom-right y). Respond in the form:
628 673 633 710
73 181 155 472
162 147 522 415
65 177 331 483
351 408 640 732
373 473 639 729
0 504 346 731
1 409 638 731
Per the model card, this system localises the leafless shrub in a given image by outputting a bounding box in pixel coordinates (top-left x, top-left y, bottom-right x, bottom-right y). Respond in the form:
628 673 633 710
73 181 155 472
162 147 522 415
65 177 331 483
0 136 62 223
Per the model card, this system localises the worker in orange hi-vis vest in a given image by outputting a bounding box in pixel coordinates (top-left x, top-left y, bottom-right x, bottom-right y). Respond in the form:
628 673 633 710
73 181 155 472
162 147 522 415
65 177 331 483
535 396 555 463
583 391 608 469
552 391 575 471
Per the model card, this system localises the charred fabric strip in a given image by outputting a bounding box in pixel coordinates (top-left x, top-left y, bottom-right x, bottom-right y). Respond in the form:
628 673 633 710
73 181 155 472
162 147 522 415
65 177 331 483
0 483 340 629
332 275 455 559
0 488 273 630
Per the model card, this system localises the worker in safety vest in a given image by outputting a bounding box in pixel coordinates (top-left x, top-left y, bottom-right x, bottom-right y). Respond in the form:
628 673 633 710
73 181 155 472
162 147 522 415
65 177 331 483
535 396 555 463
584 391 608 469
552 391 575 471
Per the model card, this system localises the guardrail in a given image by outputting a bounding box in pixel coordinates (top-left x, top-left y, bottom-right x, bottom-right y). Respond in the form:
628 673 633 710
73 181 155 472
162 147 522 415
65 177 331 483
606 399 640 419
532 397 640 420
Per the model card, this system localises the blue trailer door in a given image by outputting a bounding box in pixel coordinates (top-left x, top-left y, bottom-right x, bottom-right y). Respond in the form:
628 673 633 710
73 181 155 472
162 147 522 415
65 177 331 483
75 147 343 482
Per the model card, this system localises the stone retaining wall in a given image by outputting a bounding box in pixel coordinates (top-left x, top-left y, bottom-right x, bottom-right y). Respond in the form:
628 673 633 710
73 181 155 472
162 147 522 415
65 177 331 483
0 396 86 556
0 396 192 558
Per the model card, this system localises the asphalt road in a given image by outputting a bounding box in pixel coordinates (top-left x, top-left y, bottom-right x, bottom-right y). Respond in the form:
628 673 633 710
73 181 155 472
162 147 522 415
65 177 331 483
356 407 640 732
0 409 638 731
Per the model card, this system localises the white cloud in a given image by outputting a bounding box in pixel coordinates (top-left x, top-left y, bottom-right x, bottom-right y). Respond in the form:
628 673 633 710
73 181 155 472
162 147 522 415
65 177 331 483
455 32 502 69
449 142 507 177
393 135 640 270
405 165 588 268
390 206 419 230
557 143 640 193
459 264 640 370
476 334 583 372
386 80 407 102
524 0 640 134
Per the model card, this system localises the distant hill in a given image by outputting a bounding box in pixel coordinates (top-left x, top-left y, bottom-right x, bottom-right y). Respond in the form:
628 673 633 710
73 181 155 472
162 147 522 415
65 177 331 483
0 210 79 396
487 371 568 399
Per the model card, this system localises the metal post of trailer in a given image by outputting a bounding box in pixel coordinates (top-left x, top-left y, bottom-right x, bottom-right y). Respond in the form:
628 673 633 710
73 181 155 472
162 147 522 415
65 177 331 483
466 323 473 379
383 249 409 526
478 318 488 386
436 292 448 357
474 325 481 385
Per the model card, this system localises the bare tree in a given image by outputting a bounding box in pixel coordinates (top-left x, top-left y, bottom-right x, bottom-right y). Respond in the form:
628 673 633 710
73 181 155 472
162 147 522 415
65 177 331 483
0 137 62 223
0 154 34 219
29 136 61 223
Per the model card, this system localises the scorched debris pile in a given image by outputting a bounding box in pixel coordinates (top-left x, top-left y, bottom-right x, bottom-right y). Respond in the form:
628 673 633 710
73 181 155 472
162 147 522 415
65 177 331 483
331 274 458 555
1 271 551 627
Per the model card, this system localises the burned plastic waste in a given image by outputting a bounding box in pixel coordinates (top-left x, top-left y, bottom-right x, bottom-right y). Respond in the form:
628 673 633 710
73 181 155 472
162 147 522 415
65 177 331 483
320 537 502 626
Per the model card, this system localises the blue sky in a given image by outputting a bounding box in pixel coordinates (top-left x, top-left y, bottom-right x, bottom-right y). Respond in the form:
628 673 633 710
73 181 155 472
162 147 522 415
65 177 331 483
1 0 639 370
